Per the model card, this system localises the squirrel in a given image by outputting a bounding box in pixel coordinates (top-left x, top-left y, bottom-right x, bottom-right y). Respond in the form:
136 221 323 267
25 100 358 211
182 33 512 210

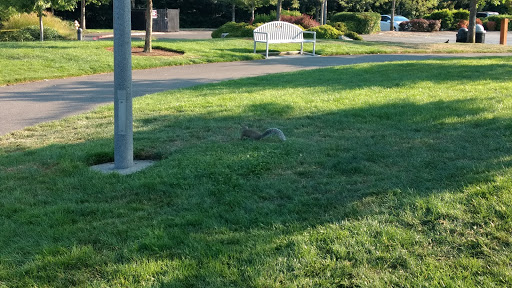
240 126 286 141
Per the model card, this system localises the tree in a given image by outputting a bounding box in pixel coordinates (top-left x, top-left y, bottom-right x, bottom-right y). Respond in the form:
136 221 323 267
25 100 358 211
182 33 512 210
276 0 282 20
4 0 76 41
220 0 246 22
78 0 111 30
243 0 268 22
144 0 152 52
467 0 505 42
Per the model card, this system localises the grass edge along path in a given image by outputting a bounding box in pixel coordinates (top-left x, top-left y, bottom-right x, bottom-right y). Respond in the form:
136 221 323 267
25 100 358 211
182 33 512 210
2 38 512 86
1 57 512 286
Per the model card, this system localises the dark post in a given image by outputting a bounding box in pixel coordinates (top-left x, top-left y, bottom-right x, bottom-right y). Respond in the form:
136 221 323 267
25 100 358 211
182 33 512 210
113 0 134 169
77 28 83 40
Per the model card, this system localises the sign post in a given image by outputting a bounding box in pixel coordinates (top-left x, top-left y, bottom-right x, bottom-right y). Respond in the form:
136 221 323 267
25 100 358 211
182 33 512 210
113 0 133 169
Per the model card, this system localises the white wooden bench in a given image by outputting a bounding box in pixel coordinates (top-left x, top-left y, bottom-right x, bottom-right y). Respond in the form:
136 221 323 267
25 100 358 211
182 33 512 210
253 21 316 59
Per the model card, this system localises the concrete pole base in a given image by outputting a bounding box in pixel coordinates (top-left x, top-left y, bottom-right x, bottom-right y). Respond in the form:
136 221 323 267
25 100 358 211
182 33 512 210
91 160 155 175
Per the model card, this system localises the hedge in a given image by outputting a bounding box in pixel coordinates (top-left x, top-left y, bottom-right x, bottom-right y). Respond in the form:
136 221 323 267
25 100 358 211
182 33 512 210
487 15 512 31
307 24 342 39
0 26 63 41
425 9 469 30
330 12 380 34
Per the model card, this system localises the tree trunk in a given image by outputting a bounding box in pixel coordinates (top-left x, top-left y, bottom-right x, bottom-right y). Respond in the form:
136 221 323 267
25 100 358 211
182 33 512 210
81 0 86 30
39 12 44 41
276 0 282 21
232 4 235 22
323 0 327 25
390 0 395 31
144 0 152 53
467 0 477 43
320 1 325 24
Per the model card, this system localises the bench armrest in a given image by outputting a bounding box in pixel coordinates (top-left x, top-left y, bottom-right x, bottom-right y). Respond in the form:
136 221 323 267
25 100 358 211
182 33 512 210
302 30 316 41
253 31 269 41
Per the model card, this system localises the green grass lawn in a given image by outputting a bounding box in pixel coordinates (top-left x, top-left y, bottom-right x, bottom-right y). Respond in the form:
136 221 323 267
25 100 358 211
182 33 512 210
1 56 512 287
2 38 512 86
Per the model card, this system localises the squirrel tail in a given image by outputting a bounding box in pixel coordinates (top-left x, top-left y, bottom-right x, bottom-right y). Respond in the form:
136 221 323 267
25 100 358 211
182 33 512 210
260 128 286 141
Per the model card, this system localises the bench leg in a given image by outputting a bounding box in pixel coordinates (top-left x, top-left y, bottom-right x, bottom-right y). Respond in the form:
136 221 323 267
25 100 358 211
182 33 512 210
254 41 256 54
300 42 304 55
313 42 316 56
265 42 269 59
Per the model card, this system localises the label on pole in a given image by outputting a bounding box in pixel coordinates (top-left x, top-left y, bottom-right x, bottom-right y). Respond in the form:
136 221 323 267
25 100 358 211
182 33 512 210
118 90 127 135
152 10 158 19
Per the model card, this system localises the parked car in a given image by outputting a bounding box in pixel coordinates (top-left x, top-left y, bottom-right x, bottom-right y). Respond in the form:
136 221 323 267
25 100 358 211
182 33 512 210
476 11 499 18
380 15 409 31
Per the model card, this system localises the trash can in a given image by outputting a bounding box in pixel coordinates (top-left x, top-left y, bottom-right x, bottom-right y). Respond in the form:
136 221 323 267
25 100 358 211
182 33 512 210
476 24 486 43
456 28 468 42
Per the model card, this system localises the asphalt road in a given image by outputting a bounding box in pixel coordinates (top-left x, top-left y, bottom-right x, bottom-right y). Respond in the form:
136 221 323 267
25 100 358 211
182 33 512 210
2 30 512 136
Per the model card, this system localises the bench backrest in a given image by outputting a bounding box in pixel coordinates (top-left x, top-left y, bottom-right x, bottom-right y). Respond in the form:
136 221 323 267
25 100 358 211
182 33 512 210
253 21 303 41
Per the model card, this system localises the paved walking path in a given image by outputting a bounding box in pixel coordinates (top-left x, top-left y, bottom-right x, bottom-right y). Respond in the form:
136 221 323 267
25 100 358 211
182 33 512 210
1 53 511 136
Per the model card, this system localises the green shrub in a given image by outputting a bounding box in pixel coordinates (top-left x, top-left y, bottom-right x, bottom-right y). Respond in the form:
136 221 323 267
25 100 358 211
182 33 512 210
426 9 470 30
282 10 301 17
0 26 63 41
330 12 380 34
211 22 255 38
452 9 470 22
254 12 275 23
487 15 512 31
330 22 348 33
0 7 17 26
307 24 341 39
426 9 453 30
344 31 362 40
1 12 75 39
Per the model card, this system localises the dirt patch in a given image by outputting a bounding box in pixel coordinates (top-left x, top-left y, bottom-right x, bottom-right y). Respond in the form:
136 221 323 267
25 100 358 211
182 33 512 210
106 47 184 57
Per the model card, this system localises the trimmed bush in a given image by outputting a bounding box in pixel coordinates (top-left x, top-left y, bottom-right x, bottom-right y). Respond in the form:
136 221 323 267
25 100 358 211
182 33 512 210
399 19 440 32
426 9 470 30
426 9 453 30
307 24 341 39
330 12 380 34
487 15 512 31
0 26 63 41
330 22 348 33
453 9 470 22
211 22 255 38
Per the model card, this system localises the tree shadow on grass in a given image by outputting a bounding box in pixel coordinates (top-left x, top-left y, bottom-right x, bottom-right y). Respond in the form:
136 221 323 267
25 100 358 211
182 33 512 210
1 94 512 285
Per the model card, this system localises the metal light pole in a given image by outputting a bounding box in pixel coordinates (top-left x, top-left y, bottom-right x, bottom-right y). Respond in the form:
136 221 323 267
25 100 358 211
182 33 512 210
113 0 133 169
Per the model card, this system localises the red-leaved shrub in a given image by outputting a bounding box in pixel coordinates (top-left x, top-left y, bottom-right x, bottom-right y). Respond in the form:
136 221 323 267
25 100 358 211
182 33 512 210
400 19 441 32
280 14 320 29
486 21 496 31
